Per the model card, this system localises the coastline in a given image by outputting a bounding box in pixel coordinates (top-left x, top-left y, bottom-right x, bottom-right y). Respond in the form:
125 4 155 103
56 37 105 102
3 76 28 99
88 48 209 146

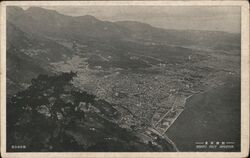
166 78 241 151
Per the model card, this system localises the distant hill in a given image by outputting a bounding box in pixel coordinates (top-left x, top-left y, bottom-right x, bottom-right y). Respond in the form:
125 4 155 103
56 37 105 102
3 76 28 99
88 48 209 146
8 6 240 51
6 6 241 94
7 7 132 41
6 6 241 152
116 21 240 51
7 20 73 94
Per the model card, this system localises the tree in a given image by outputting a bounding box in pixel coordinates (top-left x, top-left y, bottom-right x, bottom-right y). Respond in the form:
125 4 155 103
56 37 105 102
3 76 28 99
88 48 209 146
7 72 86 151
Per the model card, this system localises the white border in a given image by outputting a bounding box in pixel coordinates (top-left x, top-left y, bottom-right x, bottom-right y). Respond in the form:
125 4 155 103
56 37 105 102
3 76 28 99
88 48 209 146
0 1 249 158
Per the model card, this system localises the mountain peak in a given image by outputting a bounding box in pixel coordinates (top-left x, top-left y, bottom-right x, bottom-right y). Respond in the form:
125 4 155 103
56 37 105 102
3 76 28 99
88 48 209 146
7 6 25 18
76 14 99 22
115 20 154 32
25 7 60 15
7 6 24 12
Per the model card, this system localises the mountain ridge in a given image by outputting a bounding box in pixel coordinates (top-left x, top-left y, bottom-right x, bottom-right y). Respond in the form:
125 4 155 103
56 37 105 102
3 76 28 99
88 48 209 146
21 6 240 35
6 6 240 95
8 6 240 48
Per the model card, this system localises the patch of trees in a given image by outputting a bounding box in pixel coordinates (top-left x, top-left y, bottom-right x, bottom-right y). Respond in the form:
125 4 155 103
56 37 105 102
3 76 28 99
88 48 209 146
7 72 96 151
7 72 174 152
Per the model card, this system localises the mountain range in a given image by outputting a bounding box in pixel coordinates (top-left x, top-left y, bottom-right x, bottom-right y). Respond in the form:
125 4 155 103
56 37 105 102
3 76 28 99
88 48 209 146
7 6 240 94
6 6 241 152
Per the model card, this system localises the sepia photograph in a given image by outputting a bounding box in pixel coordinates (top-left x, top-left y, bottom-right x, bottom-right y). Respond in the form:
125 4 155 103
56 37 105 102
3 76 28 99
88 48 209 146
0 1 249 158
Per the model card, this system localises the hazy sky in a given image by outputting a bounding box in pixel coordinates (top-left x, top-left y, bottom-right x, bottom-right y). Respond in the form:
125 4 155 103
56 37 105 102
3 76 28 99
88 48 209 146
33 6 241 33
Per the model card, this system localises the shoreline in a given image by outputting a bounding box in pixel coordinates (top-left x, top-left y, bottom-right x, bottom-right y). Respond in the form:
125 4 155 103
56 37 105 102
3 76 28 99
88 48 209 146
165 78 241 151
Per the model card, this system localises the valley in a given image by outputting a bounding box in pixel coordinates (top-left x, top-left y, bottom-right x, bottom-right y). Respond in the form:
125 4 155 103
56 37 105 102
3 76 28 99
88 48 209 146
6 6 241 152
